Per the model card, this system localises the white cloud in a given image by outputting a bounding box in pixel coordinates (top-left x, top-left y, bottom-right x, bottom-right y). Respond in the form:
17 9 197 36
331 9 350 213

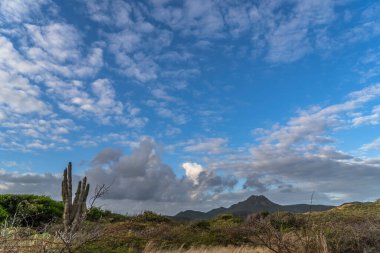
0 0 54 24
25 23 82 63
85 139 237 205
263 0 335 62
150 0 340 63
151 0 225 38
360 137 380 151
85 0 133 28
352 105 380 126
182 162 204 185
0 118 77 151
155 107 187 125
0 36 40 75
0 170 69 199
112 52 158 82
192 83 380 204
0 14 146 153
152 88 178 102
164 126 181 137
146 99 188 125
86 1 173 83
184 138 228 154
253 83 380 153
0 70 50 115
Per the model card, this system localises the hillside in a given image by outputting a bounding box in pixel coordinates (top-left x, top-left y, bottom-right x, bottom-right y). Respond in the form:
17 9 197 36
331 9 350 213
81 199 380 253
308 199 380 222
175 195 335 220
1 193 378 252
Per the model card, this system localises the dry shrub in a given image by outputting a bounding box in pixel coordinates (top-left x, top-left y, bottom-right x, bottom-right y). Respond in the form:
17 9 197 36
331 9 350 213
245 212 328 253
143 242 271 253
321 219 380 253
0 224 63 253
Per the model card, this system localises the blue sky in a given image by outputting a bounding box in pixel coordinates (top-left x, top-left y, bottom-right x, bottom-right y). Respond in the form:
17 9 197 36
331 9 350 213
1 0 380 214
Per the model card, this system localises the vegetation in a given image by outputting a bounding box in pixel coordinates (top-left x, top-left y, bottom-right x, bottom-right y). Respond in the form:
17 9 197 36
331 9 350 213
0 194 63 226
0 198 379 252
0 163 379 252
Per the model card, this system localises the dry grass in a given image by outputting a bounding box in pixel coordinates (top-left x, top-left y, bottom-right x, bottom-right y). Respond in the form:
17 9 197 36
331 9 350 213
143 243 272 253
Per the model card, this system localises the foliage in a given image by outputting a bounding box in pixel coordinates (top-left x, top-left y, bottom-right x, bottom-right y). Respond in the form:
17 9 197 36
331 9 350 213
78 213 250 252
269 212 307 231
132 211 171 223
1 194 380 253
0 205 9 223
86 207 104 222
210 214 242 225
86 207 127 222
0 194 63 227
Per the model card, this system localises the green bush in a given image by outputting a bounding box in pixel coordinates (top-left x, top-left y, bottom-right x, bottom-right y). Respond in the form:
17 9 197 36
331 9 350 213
191 220 210 230
212 214 241 223
0 194 63 227
87 207 105 221
269 212 307 231
132 211 170 223
0 205 9 222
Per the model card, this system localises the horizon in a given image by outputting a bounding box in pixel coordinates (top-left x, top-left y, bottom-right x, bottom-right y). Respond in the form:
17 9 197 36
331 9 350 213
1 0 380 215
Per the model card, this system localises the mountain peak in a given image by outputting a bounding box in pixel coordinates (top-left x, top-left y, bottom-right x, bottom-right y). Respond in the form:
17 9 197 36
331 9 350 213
174 195 335 220
246 195 271 202
241 195 275 207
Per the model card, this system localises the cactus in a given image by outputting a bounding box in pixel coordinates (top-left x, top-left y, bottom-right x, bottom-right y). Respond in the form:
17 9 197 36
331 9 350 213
61 162 90 234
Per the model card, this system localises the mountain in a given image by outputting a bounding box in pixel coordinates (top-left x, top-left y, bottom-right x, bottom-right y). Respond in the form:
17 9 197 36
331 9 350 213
175 195 335 220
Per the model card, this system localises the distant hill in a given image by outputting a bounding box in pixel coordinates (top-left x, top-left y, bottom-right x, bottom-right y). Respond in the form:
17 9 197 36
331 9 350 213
175 195 335 220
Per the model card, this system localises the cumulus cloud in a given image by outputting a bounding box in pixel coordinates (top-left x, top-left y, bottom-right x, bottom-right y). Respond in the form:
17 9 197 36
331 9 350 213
0 170 63 198
2 0 380 213
182 162 204 185
86 138 237 202
243 175 268 193
86 138 191 201
201 83 380 204
251 83 380 155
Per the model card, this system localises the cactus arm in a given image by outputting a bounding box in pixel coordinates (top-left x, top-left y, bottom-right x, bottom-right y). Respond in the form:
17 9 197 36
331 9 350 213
61 162 90 234
67 162 73 212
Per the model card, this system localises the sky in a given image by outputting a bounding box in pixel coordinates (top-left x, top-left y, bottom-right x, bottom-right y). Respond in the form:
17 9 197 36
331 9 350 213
1 0 380 215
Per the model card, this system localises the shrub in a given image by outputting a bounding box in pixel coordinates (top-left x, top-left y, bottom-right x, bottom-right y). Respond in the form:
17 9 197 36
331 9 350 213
132 211 170 223
260 212 307 231
0 194 63 227
86 208 127 222
86 207 105 222
191 220 210 230
0 205 8 222
212 214 242 223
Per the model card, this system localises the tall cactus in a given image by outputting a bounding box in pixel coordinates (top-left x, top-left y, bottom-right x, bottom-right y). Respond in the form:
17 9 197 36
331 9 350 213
62 162 90 234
